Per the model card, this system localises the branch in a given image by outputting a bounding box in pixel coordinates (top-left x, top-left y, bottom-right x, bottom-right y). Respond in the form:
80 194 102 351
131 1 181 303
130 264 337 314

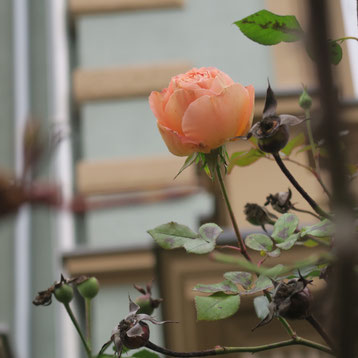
145 338 333 357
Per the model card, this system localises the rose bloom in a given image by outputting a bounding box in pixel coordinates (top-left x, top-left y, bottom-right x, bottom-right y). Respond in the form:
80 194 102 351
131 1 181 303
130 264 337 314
149 67 254 156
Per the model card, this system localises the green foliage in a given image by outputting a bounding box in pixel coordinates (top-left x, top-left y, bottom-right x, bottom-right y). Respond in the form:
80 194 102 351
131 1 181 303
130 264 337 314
253 296 270 319
245 233 273 252
195 292 240 320
280 132 305 156
271 213 299 243
223 271 253 290
235 9 344 65
228 148 265 172
300 219 334 238
147 222 222 254
132 349 160 358
174 153 198 179
193 280 238 294
276 233 300 250
234 10 303 45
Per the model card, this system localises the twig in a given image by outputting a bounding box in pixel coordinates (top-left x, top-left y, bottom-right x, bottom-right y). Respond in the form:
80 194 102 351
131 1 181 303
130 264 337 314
145 338 333 356
306 315 335 352
273 153 332 219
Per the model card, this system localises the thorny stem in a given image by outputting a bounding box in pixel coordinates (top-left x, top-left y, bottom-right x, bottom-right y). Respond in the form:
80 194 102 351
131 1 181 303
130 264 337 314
145 338 333 357
304 109 320 173
273 153 332 219
306 315 336 352
215 164 251 262
64 303 92 358
278 317 297 338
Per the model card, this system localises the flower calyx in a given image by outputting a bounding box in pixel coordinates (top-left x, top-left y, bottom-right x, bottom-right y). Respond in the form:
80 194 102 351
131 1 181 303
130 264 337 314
109 297 176 357
242 82 305 153
253 273 313 330
244 203 277 232
134 281 163 315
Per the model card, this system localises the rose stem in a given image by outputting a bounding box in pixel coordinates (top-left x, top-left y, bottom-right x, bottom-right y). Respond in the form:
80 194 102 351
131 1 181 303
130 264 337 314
145 337 333 356
64 302 92 358
85 298 92 348
272 153 332 220
215 163 251 262
306 315 335 352
291 206 321 220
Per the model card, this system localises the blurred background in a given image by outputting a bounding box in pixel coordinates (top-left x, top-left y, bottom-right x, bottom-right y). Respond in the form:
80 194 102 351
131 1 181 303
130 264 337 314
1 0 358 358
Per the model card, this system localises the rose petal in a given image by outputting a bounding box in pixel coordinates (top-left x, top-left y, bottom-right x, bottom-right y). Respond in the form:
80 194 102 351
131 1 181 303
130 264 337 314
182 84 251 149
157 122 209 156
164 89 197 135
149 91 170 127
235 85 255 136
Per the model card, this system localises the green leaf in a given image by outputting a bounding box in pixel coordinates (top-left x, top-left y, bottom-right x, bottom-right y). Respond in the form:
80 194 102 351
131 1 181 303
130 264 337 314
174 153 198 179
300 219 334 238
234 10 303 45
223 271 253 290
133 350 160 358
242 275 272 295
228 148 265 172
297 144 315 154
328 40 343 65
271 213 299 243
245 233 273 252
195 292 240 321
276 233 300 250
148 222 197 249
285 265 323 279
148 222 222 254
98 355 115 358
262 264 286 278
193 280 238 294
253 296 270 319
267 248 281 258
281 132 305 156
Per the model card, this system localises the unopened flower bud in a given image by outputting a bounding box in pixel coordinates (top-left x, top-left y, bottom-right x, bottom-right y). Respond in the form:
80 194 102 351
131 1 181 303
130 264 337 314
54 284 74 304
77 277 100 299
244 203 277 231
299 87 312 110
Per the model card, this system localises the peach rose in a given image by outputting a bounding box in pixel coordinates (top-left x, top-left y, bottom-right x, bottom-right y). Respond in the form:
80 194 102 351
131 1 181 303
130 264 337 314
149 67 255 156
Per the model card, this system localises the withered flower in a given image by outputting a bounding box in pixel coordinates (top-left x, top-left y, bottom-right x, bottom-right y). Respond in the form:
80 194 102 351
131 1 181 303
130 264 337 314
240 82 305 153
265 189 293 214
253 274 313 330
244 203 277 232
105 297 174 357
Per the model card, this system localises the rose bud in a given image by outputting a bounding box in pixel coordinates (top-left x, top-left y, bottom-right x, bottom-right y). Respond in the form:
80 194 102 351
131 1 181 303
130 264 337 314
149 67 254 156
244 203 277 232
77 277 100 299
134 282 163 315
242 82 305 154
299 86 313 110
54 284 74 304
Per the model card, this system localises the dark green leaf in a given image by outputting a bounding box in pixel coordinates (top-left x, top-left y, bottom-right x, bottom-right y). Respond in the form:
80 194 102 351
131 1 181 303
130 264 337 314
98 355 114 358
223 271 253 290
271 213 299 243
281 132 305 156
245 233 273 252
174 153 198 179
133 349 160 358
234 10 303 45
300 219 334 238
328 41 343 65
193 280 238 294
253 296 270 319
276 233 300 250
228 148 265 172
195 292 240 321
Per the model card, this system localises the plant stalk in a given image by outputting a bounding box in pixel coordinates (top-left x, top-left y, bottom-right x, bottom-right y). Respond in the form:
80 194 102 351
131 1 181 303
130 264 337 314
215 164 251 262
306 315 335 352
64 303 92 358
273 153 332 219
146 337 333 357
85 298 92 349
